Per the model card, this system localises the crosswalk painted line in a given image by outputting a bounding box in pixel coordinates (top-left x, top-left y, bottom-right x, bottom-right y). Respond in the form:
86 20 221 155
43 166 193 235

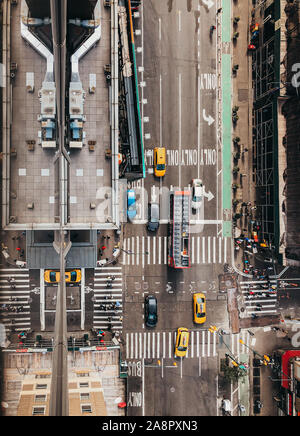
122 236 229 266
125 330 219 359
239 279 279 316
93 266 123 331
0 268 31 332
125 330 254 360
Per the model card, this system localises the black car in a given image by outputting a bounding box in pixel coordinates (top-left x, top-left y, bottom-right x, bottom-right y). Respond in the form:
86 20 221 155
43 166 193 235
147 203 160 232
145 295 158 328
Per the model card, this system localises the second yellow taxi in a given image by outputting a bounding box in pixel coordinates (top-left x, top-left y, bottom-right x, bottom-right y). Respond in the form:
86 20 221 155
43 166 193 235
175 327 189 358
193 293 206 324
44 269 82 283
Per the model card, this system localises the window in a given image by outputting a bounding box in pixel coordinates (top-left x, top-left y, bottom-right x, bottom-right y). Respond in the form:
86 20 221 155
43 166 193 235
36 384 47 390
35 374 50 379
35 394 46 403
81 404 92 413
80 393 90 401
77 372 90 378
79 382 89 388
32 406 45 416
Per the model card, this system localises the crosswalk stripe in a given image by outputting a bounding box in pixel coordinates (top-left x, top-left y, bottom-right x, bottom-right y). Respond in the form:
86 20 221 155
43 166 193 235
132 237 135 266
213 237 216 264
122 236 229 265
164 237 167 265
142 236 145 269
191 238 195 265
136 236 139 266
147 237 150 265
158 237 161 265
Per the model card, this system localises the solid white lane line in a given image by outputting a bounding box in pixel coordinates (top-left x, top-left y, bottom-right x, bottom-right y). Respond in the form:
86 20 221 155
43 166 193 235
179 72 182 188
160 73 162 147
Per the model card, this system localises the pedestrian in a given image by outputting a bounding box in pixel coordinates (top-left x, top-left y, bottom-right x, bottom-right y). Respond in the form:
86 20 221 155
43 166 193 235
217 7 222 14
16 247 21 252
101 245 106 251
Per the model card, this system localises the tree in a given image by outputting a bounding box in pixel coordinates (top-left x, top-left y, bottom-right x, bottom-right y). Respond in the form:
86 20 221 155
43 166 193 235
221 360 247 383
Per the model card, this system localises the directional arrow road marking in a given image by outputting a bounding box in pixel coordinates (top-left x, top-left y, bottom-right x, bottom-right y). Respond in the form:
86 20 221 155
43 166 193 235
203 186 215 202
203 109 215 126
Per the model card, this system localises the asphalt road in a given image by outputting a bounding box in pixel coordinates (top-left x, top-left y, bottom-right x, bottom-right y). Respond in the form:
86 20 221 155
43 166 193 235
123 0 230 417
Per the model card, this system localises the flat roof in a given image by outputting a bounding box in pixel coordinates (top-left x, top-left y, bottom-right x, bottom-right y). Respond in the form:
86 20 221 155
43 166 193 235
3 1 115 229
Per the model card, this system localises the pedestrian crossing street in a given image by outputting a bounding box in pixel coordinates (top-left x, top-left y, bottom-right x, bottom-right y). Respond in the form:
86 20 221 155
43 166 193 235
0 268 31 332
93 266 123 331
240 279 279 316
125 329 254 360
122 235 229 266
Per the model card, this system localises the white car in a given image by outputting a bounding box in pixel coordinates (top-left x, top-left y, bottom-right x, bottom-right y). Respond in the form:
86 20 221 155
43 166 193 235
191 179 204 210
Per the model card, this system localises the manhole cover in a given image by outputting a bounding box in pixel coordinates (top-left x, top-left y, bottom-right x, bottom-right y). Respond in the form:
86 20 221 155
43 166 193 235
225 280 232 286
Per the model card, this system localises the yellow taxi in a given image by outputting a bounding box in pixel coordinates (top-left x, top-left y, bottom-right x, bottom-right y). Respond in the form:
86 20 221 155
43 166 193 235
44 269 81 283
193 293 206 324
65 269 82 283
44 270 60 283
175 327 189 358
154 147 166 177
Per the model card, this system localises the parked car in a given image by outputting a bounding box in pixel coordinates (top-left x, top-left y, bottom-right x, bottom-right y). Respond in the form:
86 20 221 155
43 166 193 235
191 179 204 210
147 202 160 232
175 327 189 358
127 189 137 221
193 293 206 324
144 295 158 328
